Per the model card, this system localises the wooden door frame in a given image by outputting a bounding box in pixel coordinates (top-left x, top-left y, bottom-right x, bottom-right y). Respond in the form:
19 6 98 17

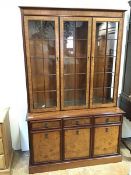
60 17 92 110
90 17 123 108
24 16 60 112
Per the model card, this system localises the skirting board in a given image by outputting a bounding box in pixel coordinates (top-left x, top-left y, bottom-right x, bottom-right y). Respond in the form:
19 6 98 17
29 155 122 174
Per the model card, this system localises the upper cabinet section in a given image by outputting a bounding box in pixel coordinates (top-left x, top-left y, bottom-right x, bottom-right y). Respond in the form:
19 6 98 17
21 7 124 112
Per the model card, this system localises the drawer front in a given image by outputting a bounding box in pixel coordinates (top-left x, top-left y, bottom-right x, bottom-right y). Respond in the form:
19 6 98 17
32 131 61 163
0 155 5 169
31 120 61 130
0 139 4 155
64 118 90 127
64 128 90 159
94 125 119 156
0 125 2 138
95 116 121 124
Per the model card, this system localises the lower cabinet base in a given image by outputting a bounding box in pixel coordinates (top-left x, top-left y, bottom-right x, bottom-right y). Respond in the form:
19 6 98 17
29 155 122 174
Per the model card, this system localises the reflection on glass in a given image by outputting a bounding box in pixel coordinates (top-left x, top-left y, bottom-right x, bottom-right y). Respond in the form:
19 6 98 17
28 20 57 109
63 21 88 107
93 21 119 105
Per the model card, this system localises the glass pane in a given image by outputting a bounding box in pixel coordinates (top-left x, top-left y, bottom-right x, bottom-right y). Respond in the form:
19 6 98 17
76 58 87 73
75 90 86 105
33 92 56 109
64 22 75 39
93 88 103 104
94 58 105 73
93 21 119 105
63 20 88 108
43 40 55 58
104 73 115 88
29 21 41 39
31 58 44 75
76 74 86 89
95 22 107 57
76 40 87 57
44 58 56 74
64 75 75 90
32 75 44 91
76 22 88 39
42 21 55 39
106 39 117 56
45 92 56 107
30 40 43 58
107 22 118 40
28 19 57 109
64 58 75 74
93 73 104 88
93 87 113 104
64 90 75 106
45 75 56 91
103 87 114 103
33 92 45 109
64 39 75 57
105 56 116 72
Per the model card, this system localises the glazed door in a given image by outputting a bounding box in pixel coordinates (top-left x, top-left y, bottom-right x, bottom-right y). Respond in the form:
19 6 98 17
60 17 92 110
24 16 60 112
90 18 123 108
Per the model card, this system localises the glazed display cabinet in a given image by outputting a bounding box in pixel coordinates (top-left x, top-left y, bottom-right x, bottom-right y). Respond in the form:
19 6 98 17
20 7 125 174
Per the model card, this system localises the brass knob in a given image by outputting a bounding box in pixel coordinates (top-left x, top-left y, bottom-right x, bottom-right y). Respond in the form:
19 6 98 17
44 122 48 128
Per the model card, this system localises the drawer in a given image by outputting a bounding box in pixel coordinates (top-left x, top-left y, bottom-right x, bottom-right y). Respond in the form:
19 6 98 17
0 125 2 138
0 155 5 169
64 118 91 127
95 116 121 124
0 139 4 154
31 120 61 130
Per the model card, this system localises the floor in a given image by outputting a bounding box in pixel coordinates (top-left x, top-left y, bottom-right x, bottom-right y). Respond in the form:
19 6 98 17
11 143 131 175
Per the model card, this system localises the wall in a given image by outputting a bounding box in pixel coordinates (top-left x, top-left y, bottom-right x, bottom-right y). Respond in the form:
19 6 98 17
0 0 129 151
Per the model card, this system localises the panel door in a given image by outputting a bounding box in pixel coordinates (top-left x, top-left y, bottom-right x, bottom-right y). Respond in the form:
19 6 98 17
24 16 60 112
60 17 92 110
64 128 90 159
90 18 123 108
32 130 61 163
94 125 119 156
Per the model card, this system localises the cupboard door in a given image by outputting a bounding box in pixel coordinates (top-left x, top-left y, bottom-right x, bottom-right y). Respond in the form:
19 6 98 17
60 17 92 110
64 128 90 159
24 16 60 112
94 126 119 156
32 131 61 163
90 18 123 108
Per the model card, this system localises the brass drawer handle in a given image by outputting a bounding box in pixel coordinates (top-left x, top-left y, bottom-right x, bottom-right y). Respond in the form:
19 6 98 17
106 118 109 123
105 128 109 132
76 120 79 125
44 122 48 128
45 133 48 138
76 130 79 135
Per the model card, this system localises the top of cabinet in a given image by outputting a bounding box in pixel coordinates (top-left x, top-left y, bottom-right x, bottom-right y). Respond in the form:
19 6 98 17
20 7 125 18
